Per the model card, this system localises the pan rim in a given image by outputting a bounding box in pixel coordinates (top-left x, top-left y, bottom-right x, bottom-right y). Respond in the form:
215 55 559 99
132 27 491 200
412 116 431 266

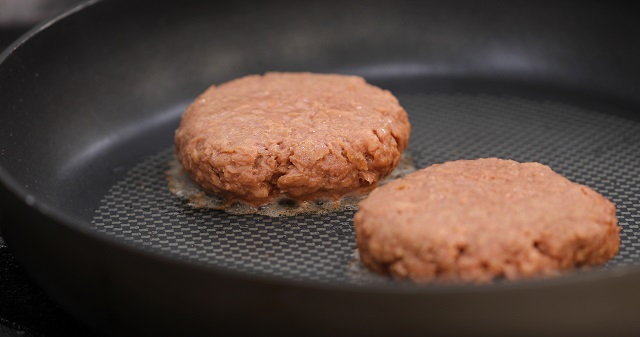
0 0 638 297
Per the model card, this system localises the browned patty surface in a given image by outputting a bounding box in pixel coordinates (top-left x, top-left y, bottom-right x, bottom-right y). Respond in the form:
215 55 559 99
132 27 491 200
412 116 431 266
354 158 620 283
175 72 411 206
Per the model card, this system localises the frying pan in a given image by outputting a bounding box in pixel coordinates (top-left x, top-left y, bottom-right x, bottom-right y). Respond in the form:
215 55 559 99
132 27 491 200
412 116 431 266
2 0 640 336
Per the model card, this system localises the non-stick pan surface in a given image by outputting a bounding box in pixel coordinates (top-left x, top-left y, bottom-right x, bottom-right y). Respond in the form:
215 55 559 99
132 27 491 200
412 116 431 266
2 1 640 336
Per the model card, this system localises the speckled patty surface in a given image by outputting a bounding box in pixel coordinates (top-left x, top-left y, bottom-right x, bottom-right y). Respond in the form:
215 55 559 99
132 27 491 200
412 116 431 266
174 72 411 206
354 158 620 283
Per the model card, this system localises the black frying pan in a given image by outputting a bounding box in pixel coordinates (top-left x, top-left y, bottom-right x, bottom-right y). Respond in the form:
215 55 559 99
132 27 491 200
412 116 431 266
2 1 640 336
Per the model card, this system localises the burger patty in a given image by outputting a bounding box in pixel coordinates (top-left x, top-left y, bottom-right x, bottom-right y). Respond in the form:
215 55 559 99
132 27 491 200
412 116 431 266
354 158 620 283
174 72 411 206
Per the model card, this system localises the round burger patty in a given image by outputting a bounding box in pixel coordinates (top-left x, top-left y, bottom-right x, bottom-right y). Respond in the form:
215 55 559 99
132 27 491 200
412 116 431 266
175 72 411 206
354 158 620 283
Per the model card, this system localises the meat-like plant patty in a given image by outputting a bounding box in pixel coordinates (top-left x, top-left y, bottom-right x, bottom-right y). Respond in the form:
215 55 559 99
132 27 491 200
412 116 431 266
175 72 411 206
354 158 620 283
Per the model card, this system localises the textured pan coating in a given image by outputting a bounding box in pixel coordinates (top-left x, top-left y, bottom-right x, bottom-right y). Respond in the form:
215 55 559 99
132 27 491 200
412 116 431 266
175 72 411 206
354 158 620 283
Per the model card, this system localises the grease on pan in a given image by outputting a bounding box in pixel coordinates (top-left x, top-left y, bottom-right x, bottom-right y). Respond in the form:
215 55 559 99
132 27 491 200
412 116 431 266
167 153 415 217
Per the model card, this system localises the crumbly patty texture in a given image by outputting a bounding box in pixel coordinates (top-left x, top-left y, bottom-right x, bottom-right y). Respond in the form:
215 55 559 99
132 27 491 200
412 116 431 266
175 72 411 205
354 158 620 283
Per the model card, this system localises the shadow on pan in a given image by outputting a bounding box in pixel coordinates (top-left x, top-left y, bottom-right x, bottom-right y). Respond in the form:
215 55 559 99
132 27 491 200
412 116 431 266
1 0 640 336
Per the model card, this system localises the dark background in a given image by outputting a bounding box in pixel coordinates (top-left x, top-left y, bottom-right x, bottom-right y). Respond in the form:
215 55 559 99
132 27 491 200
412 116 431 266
0 1 98 336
